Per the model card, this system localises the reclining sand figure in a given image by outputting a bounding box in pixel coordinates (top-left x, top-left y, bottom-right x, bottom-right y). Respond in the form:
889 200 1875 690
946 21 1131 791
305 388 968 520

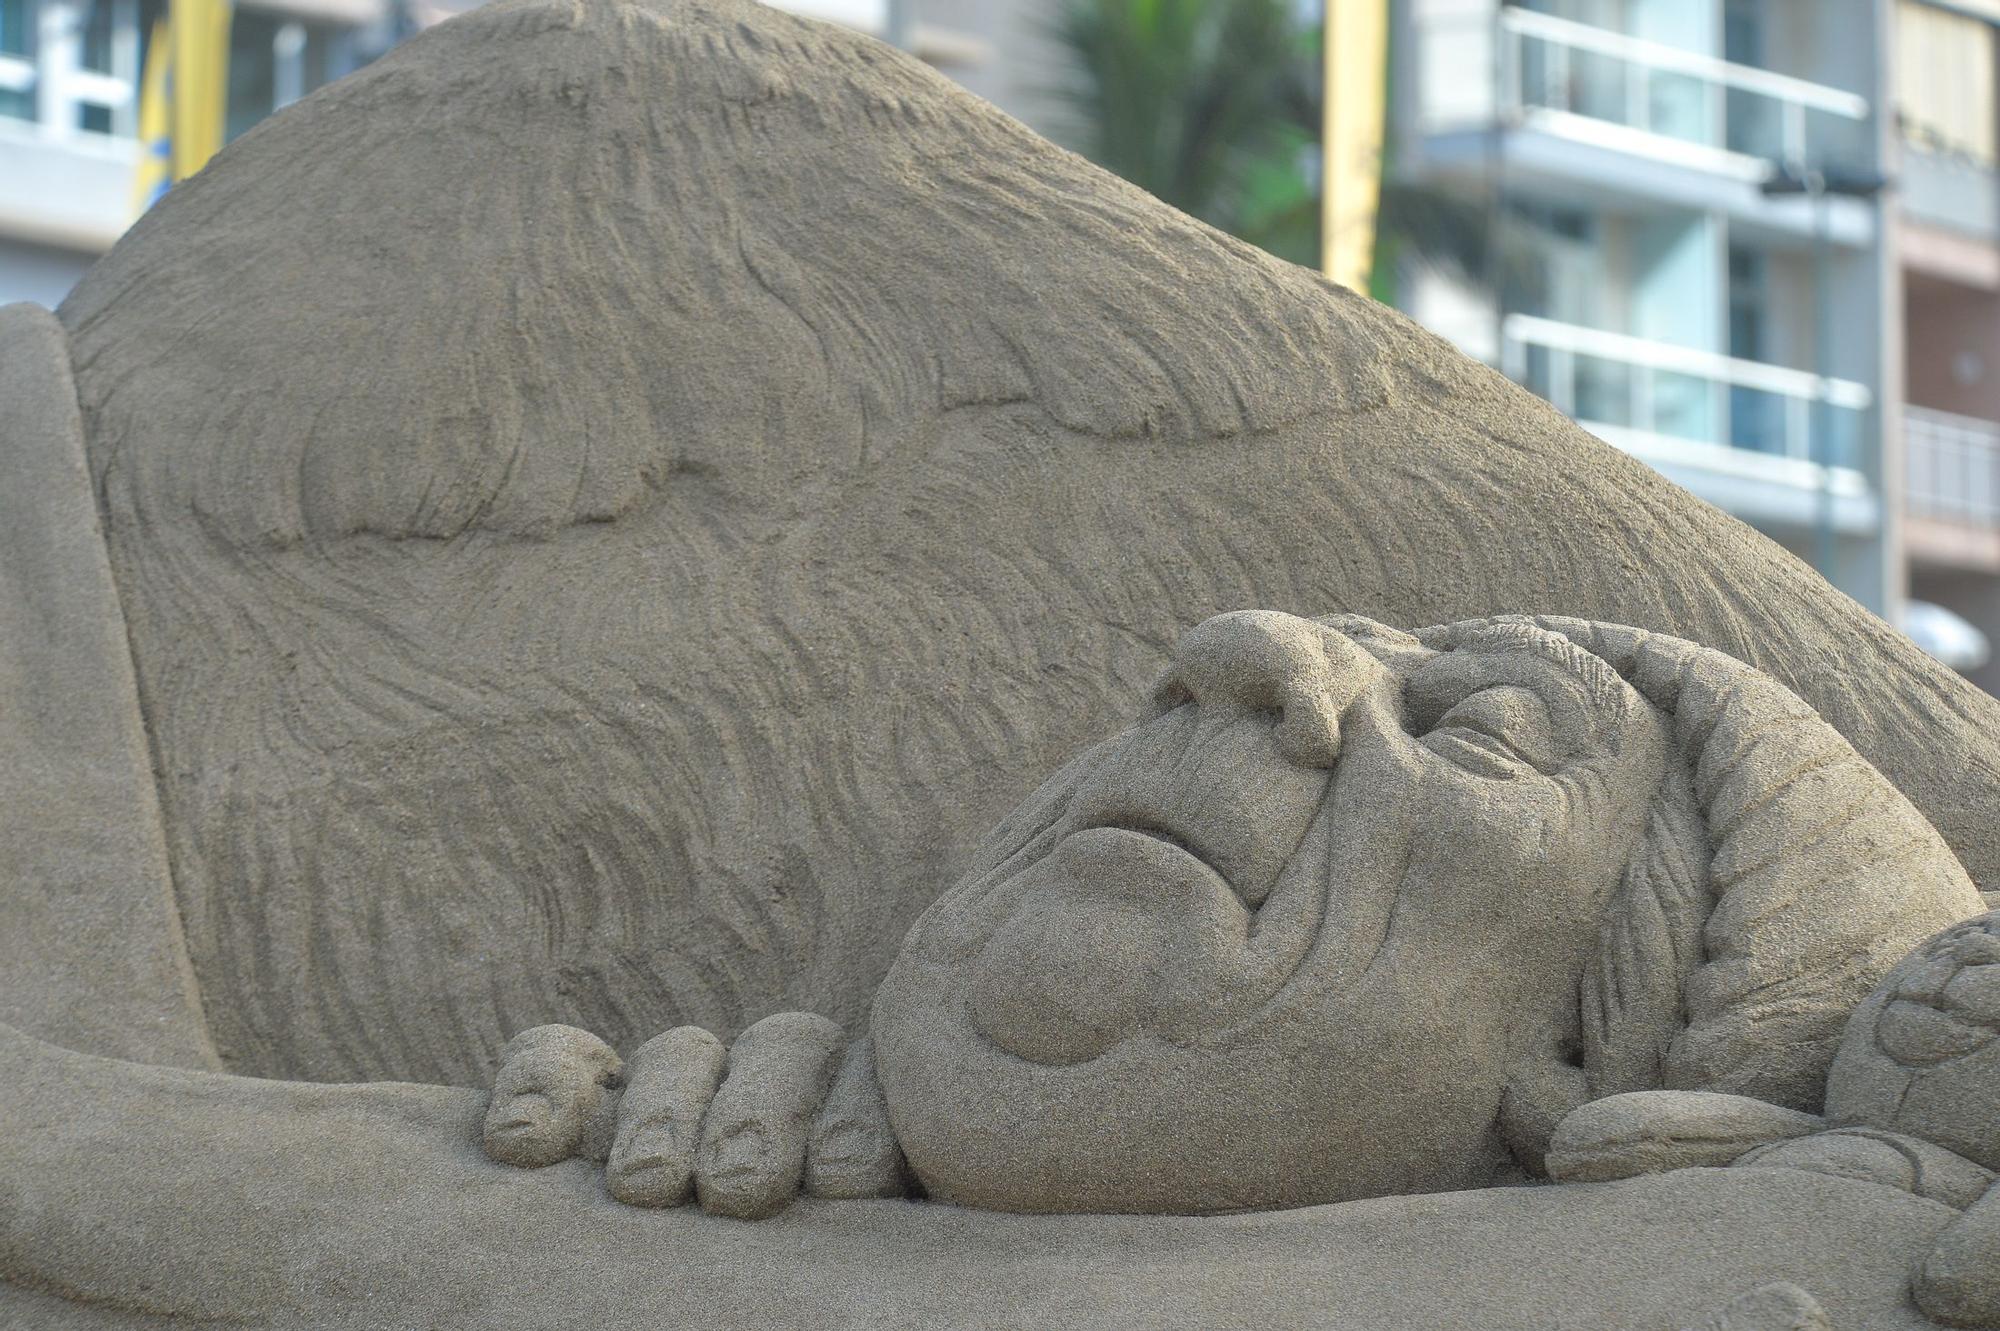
12 0 2000 1319
2 600 1994 1328
483 610 1987 1231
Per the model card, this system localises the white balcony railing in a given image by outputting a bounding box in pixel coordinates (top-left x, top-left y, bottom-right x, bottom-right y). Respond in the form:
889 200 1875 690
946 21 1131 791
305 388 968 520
1501 314 1872 469
1907 405 2000 527
1493 7 1869 174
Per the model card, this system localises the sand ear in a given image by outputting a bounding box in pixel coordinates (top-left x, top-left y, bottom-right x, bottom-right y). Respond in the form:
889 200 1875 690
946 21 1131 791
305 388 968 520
1424 615 1986 1112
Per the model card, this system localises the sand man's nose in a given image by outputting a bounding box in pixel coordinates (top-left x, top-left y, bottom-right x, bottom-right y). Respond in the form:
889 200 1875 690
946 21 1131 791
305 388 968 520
1152 611 1379 768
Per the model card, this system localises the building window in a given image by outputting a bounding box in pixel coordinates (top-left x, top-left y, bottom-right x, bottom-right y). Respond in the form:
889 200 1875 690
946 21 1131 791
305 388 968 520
1505 202 1600 328
1898 0 1998 165
1727 245 1767 362
0 0 158 137
0 0 356 144
78 0 117 72
227 11 340 142
1721 0 1773 157
2 0 34 57
0 0 34 123
1727 245 1777 454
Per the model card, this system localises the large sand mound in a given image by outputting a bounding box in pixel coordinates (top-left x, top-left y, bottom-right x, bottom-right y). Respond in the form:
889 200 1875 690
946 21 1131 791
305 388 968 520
50 0 2000 1084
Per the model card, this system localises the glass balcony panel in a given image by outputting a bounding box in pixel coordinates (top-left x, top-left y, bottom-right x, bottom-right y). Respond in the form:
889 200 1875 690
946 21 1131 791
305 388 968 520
1566 49 1625 124
1569 355 1621 426
1728 384 1788 456
1907 406 2000 528
79 0 113 72
1724 85 1778 157
1520 343 1556 407
1902 144 2000 240
1650 370 1712 441
1645 71 1712 148
1494 9 1868 170
1827 410 1863 473
1502 314 1870 477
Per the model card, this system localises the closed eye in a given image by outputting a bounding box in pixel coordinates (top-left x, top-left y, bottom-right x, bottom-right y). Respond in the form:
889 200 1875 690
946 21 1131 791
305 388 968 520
1421 686 1559 776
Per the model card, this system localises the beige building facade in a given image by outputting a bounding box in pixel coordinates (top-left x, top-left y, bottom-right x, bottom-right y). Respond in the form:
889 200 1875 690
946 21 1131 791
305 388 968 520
1897 0 2000 691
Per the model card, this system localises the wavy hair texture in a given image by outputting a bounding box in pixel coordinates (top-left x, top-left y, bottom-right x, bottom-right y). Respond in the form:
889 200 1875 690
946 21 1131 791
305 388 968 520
66 0 1389 553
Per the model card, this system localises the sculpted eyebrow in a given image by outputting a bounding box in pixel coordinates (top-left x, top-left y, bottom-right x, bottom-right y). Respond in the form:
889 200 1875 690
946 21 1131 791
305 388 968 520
1518 666 1597 755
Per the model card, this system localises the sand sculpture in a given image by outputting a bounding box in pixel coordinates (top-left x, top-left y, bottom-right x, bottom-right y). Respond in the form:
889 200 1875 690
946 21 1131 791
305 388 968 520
471 611 2000 1325
6 0 2000 1323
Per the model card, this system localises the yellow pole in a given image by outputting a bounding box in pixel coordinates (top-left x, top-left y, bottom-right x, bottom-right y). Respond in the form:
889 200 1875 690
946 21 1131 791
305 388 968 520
131 17 174 215
1322 0 1389 294
168 0 231 180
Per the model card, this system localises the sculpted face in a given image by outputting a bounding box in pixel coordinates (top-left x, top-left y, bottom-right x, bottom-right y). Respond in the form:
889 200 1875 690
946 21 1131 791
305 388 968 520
872 612 1672 1214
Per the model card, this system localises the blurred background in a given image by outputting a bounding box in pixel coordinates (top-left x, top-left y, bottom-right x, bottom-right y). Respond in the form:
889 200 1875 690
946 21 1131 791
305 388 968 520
3 0 1998 692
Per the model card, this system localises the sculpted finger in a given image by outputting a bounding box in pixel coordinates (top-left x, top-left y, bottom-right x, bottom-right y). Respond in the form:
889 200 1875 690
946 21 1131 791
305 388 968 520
805 1037 906 1200
1544 1092 1822 1184
695 1011 844 1219
482 1024 624 1169
1916 1182 2000 1328
605 1027 727 1207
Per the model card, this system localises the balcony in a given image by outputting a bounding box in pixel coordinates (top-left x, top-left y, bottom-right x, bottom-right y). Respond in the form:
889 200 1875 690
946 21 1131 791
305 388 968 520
1907 405 2000 529
1403 5 1877 244
1903 144 2000 242
1 0 152 256
1500 313 1878 533
1495 8 1869 175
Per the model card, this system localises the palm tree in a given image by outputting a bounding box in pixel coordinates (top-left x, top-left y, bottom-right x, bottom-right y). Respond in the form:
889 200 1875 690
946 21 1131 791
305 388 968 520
1045 0 1541 299
1046 0 1322 266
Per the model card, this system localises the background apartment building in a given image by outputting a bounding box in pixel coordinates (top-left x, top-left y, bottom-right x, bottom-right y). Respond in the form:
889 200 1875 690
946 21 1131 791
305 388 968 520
1391 0 1896 605
0 0 394 304
1897 0 2000 692
1388 0 2000 685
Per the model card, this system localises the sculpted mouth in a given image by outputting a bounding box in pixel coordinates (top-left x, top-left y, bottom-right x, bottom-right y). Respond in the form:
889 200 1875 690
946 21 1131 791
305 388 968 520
962 823 1263 1067
1066 712 1337 913
1421 729 1526 780
1097 819 1215 870
1904 984 2000 1027
1087 819 1248 902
